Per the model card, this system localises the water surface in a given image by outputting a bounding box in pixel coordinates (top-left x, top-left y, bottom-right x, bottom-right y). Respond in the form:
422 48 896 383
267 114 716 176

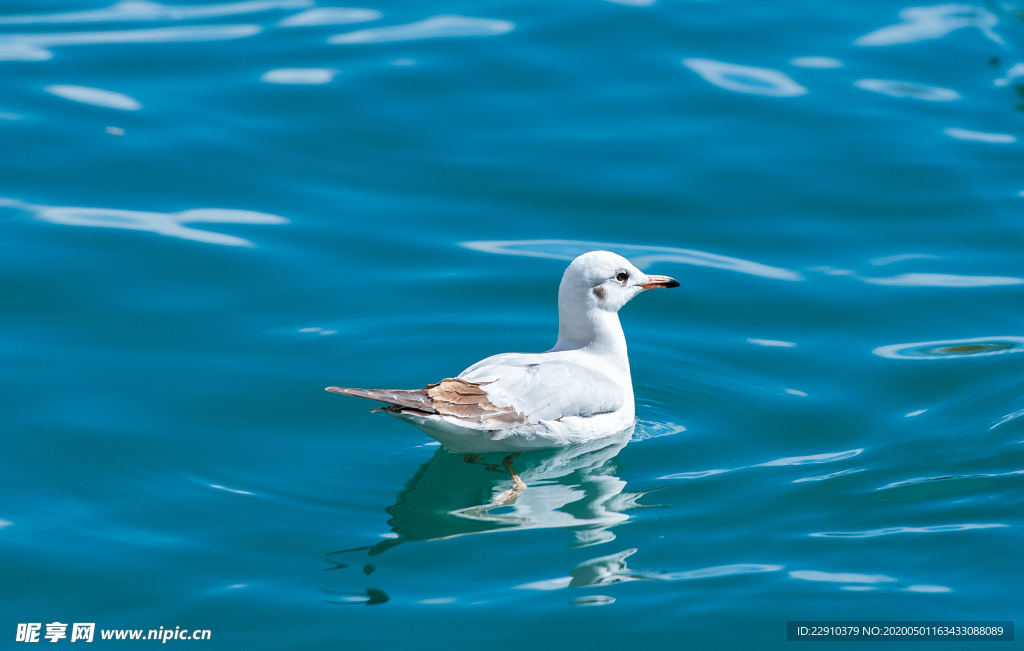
1 0 1022 648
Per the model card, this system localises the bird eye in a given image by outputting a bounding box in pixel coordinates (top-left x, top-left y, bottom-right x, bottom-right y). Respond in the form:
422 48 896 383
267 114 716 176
616 272 629 282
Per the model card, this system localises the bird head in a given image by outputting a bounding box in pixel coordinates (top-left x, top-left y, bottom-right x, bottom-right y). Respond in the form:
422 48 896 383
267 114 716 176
560 250 679 313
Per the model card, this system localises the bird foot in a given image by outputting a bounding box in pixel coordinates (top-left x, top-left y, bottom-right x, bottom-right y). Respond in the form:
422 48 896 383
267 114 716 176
502 453 527 491
492 485 525 505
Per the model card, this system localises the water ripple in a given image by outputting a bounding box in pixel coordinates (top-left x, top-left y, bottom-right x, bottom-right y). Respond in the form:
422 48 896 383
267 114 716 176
570 595 615 606
45 85 141 110
663 564 783 581
944 128 1017 143
994 63 1024 87
855 4 1002 47
758 449 862 467
854 79 960 101
873 336 1024 359
210 484 255 496
793 468 864 483
878 470 1024 491
868 253 940 266
460 240 803 281
0 0 309 25
859 273 1024 287
748 338 797 347
0 24 262 61
990 408 1024 430
790 56 843 68
261 68 339 85
682 58 807 97
660 449 862 479
811 523 1007 538
329 15 514 45
790 570 897 584
278 8 381 27
631 420 686 441
518 548 782 590
0 197 287 247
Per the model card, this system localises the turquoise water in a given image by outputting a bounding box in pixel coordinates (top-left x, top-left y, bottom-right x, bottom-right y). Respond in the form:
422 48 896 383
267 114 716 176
2 0 1023 648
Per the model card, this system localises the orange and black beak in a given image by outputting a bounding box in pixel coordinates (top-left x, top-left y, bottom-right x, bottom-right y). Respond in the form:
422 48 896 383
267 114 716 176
638 274 680 290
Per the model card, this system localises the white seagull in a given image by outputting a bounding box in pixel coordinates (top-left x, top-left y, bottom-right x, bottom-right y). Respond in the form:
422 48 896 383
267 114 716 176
327 250 678 490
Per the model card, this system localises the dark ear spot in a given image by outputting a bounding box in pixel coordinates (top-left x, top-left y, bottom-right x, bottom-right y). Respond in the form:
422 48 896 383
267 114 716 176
592 286 606 300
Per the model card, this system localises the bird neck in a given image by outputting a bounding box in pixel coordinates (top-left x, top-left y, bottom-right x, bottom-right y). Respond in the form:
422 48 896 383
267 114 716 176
551 303 631 373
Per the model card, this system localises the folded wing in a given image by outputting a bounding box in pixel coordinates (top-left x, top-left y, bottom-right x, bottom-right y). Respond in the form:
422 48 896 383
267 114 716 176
459 354 624 423
328 355 624 428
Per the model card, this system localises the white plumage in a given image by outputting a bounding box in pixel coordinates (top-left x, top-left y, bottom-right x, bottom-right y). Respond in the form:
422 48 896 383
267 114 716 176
328 250 678 454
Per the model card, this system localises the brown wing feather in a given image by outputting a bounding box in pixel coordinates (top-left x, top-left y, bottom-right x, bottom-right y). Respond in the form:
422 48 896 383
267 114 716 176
427 378 526 425
326 378 527 426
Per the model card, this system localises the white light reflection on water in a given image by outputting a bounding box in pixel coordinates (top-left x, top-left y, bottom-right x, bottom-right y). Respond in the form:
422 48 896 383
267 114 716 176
790 570 897 583
0 43 53 61
942 126 1015 142
570 595 615 607
660 449 862 480
45 85 141 110
0 197 287 247
855 4 1002 47
868 253 939 266
994 63 1024 86
329 15 514 45
460 240 803 281
210 484 255 495
811 523 1007 538
299 327 337 336
682 58 808 97
748 338 797 347
810 263 1022 287
944 128 1017 143
991 408 1024 430
877 470 1024 491
854 79 960 101
759 449 862 466
261 68 339 84
277 7 381 27
790 56 843 68
793 468 864 483
859 273 1024 287
0 0 309 24
0 24 262 61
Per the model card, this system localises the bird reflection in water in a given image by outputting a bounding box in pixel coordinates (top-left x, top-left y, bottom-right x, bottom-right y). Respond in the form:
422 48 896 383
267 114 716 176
329 426 663 562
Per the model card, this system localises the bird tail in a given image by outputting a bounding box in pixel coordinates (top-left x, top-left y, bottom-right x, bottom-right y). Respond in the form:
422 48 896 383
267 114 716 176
325 386 437 414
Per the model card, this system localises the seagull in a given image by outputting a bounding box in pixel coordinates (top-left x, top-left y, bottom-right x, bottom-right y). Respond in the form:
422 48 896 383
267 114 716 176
327 250 678 491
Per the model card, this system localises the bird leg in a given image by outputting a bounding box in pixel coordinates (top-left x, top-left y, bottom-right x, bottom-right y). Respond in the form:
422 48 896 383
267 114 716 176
502 453 527 491
463 454 501 472
490 453 527 504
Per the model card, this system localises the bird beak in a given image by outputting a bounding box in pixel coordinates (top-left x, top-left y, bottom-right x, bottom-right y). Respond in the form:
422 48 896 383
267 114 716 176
639 274 680 289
